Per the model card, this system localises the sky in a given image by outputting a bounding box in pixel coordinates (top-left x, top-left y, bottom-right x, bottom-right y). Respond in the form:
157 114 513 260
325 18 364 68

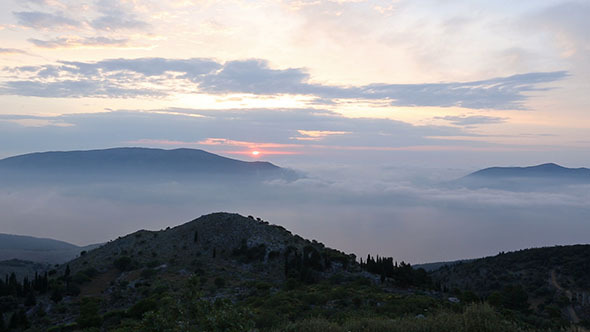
0 0 588 166
0 0 589 262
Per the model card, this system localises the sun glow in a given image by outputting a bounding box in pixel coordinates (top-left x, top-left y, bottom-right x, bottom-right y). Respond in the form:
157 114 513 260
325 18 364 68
251 150 260 156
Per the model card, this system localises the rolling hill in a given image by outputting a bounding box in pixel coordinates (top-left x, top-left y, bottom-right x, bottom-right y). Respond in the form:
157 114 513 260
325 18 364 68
0 147 298 183
454 163 590 190
0 233 99 264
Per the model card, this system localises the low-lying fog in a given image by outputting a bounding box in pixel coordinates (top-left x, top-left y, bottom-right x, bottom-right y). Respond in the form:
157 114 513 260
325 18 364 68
1 163 588 264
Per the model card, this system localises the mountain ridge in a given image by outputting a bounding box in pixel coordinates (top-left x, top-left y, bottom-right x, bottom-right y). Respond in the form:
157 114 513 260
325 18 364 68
468 163 590 178
453 163 590 191
0 233 100 264
0 147 298 182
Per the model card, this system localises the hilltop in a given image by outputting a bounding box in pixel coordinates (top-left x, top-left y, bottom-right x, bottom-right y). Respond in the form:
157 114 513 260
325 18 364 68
0 147 298 183
64 212 358 286
454 163 590 190
469 163 590 179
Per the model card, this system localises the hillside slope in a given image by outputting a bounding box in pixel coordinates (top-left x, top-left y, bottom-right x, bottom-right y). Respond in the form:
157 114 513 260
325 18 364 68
65 212 357 284
1 213 584 331
431 245 590 324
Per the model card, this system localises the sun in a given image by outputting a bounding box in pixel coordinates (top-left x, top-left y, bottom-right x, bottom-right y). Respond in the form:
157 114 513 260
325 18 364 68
251 150 260 156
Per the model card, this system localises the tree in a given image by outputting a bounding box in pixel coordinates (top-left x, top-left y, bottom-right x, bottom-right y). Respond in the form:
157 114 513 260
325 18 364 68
114 256 133 271
9 309 29 330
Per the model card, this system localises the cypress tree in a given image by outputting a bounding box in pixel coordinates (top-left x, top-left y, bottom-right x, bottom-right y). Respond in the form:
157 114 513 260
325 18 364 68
51 288 63 303
25 292 36 307
8 312 17 330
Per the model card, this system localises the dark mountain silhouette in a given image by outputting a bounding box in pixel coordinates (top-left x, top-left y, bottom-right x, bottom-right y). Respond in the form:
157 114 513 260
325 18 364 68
454 163 590 190
0 147 298 183
0 233 99 264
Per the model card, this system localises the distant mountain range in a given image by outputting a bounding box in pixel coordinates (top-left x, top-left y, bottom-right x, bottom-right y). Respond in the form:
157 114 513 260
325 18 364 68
455 163 590 190
0 147 298 183
0 233 99 264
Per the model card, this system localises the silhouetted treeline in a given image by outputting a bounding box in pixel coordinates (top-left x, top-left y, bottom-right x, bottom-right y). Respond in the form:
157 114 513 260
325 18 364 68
0 272 48 298
361 254 430 287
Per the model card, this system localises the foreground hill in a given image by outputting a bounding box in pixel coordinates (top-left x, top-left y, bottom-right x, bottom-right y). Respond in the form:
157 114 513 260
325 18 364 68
0 233 98 264
431 245 590 325
0 147 298 183
455 163 590 190
65 212 358 285
0 213 585 331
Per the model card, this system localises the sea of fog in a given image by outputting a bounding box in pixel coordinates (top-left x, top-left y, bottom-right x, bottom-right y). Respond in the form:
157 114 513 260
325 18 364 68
1 163 588 264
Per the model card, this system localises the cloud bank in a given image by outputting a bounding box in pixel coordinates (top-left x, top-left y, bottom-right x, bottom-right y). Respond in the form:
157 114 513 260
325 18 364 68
0 58 568 110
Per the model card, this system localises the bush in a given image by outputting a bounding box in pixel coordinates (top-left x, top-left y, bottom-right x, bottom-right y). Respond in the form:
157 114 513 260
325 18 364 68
141 268 157 279
214 277 226 288
77 297 102 328
128 298 158 319
114 256 133 271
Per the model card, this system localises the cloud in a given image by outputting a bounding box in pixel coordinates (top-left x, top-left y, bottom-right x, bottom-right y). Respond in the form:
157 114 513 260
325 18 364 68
90 0 150 31
0 108 474 160
89 58 221 77
533 1 590 57
198 59 310 94
13 11 80 29
295 130 350 141
1 58 221 98
28 36 130 48
0 80 165 98
0 57 568 110
0 48 28 55
435 115 507 126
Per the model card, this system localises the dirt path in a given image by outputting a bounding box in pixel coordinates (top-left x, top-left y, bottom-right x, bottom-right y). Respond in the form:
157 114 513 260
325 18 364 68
551 269 580 324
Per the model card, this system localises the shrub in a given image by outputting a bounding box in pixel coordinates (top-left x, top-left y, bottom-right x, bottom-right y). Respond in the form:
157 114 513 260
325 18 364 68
114 256 133 271
214 277 226 288
77 297 102 328
128 298 158 319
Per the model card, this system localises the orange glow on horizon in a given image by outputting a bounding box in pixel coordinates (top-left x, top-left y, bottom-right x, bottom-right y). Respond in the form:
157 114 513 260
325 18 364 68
252 150 260 156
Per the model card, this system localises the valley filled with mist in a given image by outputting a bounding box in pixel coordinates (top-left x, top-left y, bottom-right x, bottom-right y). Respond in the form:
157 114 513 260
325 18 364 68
1 148 588 264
